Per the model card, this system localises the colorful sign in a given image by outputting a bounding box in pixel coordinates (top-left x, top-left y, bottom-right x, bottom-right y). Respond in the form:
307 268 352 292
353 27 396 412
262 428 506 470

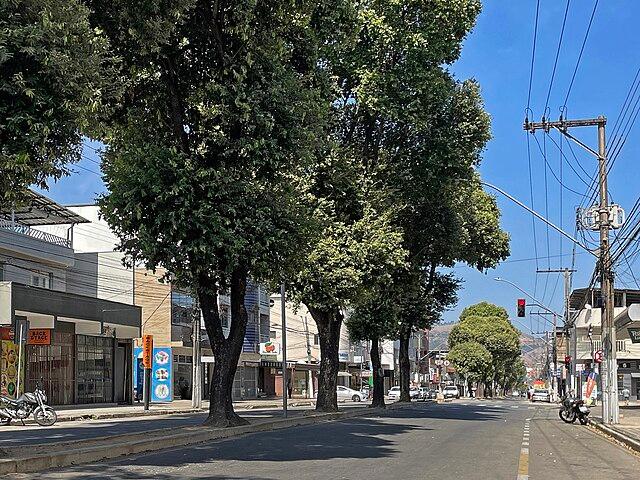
582 370 598 405
142 335 153 369
133 345 173 403
1 340 23 398
259 341 280 355
628 328 640 344
27 329 51 345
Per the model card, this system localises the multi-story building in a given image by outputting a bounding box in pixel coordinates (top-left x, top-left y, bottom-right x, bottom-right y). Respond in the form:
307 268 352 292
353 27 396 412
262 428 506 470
568 288 640 401
0 192 141 405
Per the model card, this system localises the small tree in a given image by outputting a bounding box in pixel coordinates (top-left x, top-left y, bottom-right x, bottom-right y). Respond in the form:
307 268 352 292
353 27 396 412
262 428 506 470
448 341 493 396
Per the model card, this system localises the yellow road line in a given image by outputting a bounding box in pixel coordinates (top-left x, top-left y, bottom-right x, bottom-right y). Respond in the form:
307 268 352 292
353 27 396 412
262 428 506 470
516 419 531 480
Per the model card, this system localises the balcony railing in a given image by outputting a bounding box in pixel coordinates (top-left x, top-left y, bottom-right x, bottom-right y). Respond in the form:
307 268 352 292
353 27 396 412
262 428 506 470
0 219 71 248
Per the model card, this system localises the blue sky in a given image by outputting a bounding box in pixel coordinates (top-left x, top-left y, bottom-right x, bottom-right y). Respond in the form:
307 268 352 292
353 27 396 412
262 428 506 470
37 1 640 334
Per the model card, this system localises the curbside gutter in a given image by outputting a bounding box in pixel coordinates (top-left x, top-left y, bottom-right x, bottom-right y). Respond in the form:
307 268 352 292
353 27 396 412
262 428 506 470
0 401 421 475
588 418 640 455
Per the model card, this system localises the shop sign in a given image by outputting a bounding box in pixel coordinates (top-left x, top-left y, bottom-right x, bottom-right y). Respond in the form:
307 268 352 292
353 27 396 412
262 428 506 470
27 329 51 345
142 335 153 369
259 341 280 355
628 328 640 344
151 347 172 402
338 351 349 362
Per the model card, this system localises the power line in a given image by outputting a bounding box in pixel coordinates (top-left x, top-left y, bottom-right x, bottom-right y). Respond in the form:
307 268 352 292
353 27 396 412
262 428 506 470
544 0 571 113
562 0 599 107
527 0 541 111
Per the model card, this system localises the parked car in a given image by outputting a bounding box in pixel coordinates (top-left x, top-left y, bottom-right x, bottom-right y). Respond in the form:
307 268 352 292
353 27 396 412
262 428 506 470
387 386 420 400
442 385 460 399
531 388 551 403
337 385 366 402
418 387 436 401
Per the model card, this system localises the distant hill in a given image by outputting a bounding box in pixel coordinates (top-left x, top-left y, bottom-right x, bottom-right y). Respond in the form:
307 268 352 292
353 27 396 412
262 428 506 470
427 321 546 368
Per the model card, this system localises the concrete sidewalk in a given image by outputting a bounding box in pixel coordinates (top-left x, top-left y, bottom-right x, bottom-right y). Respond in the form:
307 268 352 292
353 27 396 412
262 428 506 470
590 404 640 453
19 398 316 424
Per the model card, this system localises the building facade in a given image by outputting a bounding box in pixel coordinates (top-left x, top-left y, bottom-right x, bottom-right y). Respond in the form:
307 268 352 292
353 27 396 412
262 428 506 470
0 192 141 405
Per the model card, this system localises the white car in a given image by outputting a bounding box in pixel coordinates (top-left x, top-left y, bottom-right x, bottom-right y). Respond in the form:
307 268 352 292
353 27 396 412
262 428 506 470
442 385 460 399
337 385 366 402
387 386 420 400
531 388 551 403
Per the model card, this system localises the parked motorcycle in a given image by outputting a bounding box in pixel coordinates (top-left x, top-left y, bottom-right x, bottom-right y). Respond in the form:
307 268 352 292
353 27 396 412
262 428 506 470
0 384 57 427
559 396 590 425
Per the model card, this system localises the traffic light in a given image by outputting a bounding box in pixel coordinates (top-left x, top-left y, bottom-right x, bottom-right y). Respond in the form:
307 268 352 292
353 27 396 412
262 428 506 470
517 298 526 317
564 355 571 365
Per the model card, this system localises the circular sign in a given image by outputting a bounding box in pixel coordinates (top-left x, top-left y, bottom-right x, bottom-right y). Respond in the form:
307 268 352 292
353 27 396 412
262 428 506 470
155 368 169 381
154 384 170 399
154 350 170 365
444 360 450 366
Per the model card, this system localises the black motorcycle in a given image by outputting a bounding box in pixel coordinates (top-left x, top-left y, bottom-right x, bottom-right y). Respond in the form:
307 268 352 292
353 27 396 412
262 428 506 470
559 396 590 425
0 384 57 427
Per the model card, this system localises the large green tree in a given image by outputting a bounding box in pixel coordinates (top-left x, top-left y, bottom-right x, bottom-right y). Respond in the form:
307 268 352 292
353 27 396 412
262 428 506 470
0 0 114 204
449 302 521 396
91 0 334 426
297 0 510 411
448 341 493 396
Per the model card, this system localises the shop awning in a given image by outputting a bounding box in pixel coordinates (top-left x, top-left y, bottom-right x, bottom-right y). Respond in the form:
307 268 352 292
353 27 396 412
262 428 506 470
0 190 89 225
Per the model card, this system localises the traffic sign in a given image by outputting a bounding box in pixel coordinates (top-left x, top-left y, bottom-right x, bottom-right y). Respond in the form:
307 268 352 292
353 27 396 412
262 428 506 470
594 350 603 363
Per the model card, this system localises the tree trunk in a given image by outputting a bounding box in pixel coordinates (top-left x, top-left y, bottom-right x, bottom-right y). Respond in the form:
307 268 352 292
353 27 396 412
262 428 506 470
200 268 250 427
398 329 411 402
370 336 385 408
309 306 342 412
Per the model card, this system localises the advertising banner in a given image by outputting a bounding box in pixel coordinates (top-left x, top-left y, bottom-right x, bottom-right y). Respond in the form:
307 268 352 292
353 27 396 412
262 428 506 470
259 341 280 355
1 340 24 398
133 346 173 403
582 370 598 405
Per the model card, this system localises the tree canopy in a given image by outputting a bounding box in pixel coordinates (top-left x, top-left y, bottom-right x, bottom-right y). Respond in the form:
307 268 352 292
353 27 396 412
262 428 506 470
0 0 115 204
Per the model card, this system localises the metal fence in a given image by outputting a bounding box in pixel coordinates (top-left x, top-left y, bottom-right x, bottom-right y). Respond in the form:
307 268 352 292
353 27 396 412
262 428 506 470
0 219 71 248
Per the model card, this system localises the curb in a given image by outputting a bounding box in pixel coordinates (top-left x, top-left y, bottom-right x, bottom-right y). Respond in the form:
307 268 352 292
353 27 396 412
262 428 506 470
0 402 417 475
589 418 640 454
15 401 318 425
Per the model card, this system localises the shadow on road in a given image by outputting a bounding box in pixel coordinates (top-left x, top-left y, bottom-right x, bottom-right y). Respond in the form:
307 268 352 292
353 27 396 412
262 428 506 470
19 403 513 479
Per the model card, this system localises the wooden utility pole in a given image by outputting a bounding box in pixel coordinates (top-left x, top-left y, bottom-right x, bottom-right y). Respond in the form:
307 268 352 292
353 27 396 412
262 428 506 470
525 115 618 424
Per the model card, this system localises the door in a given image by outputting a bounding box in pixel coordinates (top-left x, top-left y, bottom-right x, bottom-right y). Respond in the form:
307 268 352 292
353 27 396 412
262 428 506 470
114 346 126 404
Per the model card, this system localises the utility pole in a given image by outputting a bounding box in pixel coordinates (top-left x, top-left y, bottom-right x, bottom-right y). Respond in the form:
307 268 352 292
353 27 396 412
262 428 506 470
191 297 202 409
280 284 288 418
525 115 618 424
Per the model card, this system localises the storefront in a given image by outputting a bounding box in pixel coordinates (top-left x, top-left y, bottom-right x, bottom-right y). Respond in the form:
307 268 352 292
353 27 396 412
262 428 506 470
0 282 141 405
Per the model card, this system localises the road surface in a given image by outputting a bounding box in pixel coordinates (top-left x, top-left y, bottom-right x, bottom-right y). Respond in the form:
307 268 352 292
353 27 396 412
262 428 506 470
7 399 640 479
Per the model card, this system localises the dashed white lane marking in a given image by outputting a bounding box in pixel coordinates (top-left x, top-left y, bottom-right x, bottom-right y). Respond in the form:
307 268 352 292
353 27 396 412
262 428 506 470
516 418 531 480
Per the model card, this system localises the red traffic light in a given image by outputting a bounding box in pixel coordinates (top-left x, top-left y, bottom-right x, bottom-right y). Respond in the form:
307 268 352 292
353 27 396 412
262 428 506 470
564 355 571 365
517 298 526 317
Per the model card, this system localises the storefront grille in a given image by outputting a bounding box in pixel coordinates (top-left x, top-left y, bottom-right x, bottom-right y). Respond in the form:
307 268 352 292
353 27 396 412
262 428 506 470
26 331 75 405
76 335 114 404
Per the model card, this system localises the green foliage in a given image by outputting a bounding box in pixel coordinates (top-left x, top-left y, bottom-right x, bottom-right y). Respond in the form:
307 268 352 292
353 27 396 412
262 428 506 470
460 301 509 322
449 302 522 391
448 341 493 383
0 0 116 204
94 0 332 289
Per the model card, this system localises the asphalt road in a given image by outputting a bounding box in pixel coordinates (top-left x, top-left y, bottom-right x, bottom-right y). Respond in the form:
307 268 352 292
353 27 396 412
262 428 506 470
8 399 640 479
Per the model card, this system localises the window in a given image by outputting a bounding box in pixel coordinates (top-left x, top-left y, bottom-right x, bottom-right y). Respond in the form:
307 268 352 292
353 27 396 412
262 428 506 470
270 330 277 339
31 272 51 289
171 290 195 325
313 334 320 346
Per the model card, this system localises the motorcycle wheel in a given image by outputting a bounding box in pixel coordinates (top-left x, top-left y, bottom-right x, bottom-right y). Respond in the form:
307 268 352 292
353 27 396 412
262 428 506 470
34 406 57 427
559 409 577 423
578 415 588 425
0 418 10 426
